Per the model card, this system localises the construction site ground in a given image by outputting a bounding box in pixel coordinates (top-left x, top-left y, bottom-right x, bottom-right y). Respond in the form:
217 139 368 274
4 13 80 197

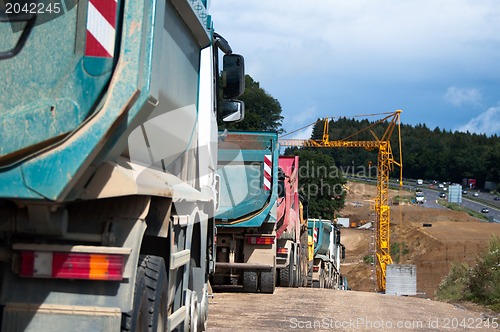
207 181 500 331
341 181 500 298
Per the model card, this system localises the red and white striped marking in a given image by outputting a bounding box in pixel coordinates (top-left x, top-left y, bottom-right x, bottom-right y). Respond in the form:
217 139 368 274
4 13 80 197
264 154 272 190
85 0 117 58
313 228 318 243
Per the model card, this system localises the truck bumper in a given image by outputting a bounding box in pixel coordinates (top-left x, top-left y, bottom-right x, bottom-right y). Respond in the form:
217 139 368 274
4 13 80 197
2 303 121 332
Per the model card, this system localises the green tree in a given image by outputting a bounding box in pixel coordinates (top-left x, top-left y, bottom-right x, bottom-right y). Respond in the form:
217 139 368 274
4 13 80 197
437 237 500 311
289 150 346 219
467 237 500 308
220 75 284 133
435 263 471 301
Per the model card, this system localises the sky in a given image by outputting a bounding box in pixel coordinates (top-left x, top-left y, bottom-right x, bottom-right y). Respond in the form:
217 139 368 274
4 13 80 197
209 0 500 138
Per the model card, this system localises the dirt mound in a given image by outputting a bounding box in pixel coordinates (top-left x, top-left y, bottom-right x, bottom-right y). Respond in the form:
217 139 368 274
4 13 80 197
341 228 376 292
340 182 500 298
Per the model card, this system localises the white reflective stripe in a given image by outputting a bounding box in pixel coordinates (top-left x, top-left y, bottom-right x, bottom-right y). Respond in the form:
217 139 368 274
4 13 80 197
33 252 53 277
264 177 271 190
264 162 271 175
264 154 272 190
87 1 116 57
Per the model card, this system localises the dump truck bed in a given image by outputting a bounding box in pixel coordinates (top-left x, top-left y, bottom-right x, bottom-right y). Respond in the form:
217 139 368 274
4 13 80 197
216 131 279 227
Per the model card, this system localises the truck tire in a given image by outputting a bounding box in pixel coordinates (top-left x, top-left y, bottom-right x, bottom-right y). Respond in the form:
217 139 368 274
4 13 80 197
292 250 300 288
279 264 291 287
307 262 313 287
295 260 302 288
242 271 258 292
184 289 198 332
122 255 168 332
198 283 209 331
260 268 276 294
319 264 326 289
301 250 309 287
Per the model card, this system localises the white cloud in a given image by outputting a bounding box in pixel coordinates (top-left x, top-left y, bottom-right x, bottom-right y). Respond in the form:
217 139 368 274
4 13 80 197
287 126 314 141
287 106 318 126
211 1 500 73
444 87 482 107
456 106 500 135
210 1 500 103
209 1 500 132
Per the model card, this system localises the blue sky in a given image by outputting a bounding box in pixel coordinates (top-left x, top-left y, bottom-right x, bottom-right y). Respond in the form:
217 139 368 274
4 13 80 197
209 1 500 137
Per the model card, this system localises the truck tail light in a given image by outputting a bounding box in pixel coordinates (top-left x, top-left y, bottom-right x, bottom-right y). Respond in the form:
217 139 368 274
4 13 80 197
247 236 274 245
19 251 124 281
313 266 319 272
277 248 288 255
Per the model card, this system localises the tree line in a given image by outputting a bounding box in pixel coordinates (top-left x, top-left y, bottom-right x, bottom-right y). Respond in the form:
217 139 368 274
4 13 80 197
308 117 500 188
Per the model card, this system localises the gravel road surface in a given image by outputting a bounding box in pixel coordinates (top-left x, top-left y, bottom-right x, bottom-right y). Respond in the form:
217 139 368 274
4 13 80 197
207 288 498 331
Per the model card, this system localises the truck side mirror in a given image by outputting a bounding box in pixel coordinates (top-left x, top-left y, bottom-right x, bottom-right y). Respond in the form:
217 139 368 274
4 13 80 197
221 99 244 123
222 54 245 99
341 245 346 260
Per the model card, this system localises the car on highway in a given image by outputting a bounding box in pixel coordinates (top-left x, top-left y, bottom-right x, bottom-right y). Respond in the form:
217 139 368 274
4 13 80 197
473 192 479 197
481 208 489 213
494 196 500 201
462 190 467 195
439 193 446 198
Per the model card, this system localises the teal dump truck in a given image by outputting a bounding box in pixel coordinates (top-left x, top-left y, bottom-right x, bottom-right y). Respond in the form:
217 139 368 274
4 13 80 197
212 131 279 293
307 219 345 289
0 1 244 330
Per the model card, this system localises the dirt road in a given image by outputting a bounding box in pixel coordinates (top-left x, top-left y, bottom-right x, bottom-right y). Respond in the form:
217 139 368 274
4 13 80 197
207 288 498 331
206 183 499 331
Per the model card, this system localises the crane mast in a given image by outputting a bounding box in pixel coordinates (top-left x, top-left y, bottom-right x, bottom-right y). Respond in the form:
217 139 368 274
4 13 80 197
279 110 403 292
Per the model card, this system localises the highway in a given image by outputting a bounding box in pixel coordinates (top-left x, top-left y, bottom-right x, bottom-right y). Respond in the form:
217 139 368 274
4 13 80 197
350 176 500 222
415 185 500 222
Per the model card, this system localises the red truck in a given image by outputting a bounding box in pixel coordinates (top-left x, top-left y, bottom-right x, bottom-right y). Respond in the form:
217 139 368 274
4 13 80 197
276 156 309 287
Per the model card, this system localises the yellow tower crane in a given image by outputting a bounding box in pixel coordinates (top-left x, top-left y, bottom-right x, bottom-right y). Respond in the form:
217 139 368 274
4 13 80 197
279 110 403 292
